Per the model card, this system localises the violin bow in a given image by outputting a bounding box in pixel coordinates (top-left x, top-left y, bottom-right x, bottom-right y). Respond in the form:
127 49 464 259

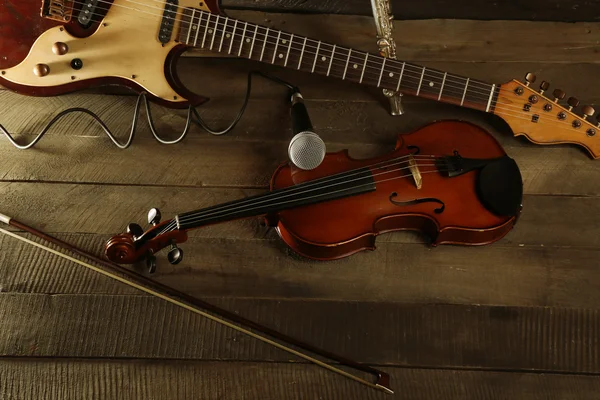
0 212 393 394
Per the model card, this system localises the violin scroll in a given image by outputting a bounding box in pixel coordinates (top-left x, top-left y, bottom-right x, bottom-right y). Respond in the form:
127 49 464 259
104 208 188 272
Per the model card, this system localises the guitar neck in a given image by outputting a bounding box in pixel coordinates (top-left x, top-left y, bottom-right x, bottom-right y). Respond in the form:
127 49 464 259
178 9 499 113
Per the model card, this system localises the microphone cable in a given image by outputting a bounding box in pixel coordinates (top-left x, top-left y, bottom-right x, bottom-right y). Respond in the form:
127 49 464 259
0 70 299 149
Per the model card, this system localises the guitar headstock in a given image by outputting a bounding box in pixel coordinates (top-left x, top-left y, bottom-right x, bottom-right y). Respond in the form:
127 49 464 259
495 73 599 158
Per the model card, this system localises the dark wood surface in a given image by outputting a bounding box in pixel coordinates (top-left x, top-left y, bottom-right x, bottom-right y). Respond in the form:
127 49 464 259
1 11 600 399
222 0 600 22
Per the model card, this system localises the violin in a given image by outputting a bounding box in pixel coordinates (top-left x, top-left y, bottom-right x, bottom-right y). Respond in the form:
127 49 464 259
105 121 523 270
2 1 600 156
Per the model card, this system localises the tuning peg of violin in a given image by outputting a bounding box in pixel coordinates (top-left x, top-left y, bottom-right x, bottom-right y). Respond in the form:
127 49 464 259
553 89 566 103
145 254 157 274
581 105 595 120
567 97 580 111
525 72 537 86
167 245 184 265
148 208 161 226
539 81 550 94
126 223 144 238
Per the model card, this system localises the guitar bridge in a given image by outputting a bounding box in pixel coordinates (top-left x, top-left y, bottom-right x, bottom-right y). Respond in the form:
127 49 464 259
41 0 75 22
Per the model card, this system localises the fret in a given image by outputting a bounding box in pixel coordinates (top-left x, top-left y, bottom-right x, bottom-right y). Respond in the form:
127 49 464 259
395 62 405 92
248 25 258 58
342 49 351 80
228 20 238 54
284 34 294 67
201 13 212 48
193 12 203 46
416 67 426 96
326 45 336 76
377 58 386 87
311 41 322 73
271 31 282 64
185 9 196 44
486 84 496 112
259 27 269 61
209 14 219 50
359 53 368 83
218 16 228 52
438 72 447 101
298 37 307 70
238 22 248 56
460 78 470 106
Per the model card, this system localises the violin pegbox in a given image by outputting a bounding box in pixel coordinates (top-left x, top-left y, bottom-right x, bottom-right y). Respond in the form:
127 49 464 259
495 73 600 159
105 208 187 273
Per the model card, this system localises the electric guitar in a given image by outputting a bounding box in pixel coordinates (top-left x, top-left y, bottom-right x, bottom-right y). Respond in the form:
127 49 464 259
1 0 599 158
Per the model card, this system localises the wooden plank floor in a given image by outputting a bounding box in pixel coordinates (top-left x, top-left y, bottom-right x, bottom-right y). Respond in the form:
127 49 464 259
1 11 600 399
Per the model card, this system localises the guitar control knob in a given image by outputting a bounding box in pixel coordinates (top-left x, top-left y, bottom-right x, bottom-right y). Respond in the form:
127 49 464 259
525 72 537 86
539 81 550 94
33 64 50 77
582 105 595 120
126 223 144 238
52 42 69 56
148 208 161 226
596 113 600 127
553 89 566 103
167 245 184 265
567 97 580 111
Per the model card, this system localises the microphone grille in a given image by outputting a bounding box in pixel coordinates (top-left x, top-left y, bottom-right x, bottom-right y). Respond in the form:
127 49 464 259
288 131 326 170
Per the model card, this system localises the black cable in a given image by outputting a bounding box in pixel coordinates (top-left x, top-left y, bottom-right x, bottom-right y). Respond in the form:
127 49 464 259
0 70 298 149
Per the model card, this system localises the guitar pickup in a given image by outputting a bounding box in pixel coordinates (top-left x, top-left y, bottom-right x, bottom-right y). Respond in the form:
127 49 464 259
41 0 74 22
158 0 179 44
77 0 100 26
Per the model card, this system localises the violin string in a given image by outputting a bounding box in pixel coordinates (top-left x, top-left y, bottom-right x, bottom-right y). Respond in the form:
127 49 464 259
175 161 443 229
156 153 437 235
166 165 447 234
31 2 594 130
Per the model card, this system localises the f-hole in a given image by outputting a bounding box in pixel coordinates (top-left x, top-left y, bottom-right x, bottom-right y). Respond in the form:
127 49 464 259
389 192 445 214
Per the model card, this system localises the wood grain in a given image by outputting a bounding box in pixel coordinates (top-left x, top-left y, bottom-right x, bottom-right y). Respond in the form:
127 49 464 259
3 358 600 400
2 293 600 373
221 0 600 22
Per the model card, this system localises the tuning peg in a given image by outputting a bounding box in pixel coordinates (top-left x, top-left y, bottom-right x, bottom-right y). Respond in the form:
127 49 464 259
553 89 566 103
539 81 550 94
582 105 595 120
167 244 184 265
145 254 157 274
567 97 580 111
127 223 144 238
148 208 161 226
525 72 537 87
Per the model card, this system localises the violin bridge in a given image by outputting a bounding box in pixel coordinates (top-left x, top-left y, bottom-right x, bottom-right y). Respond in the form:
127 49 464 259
408 155 422 189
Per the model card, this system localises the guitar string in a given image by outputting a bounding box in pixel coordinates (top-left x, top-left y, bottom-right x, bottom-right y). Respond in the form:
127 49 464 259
61 0 498 95
54 0 576 112
156 153 437 234
33 1 597 131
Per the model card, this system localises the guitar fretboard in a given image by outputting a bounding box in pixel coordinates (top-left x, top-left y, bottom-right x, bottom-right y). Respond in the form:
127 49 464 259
178 9 499 113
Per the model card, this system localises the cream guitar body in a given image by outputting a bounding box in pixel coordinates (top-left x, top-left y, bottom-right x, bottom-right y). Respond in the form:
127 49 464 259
1 0 599 156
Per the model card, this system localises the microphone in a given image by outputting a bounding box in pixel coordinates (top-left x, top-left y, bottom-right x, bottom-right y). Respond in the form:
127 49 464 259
288 91 326 170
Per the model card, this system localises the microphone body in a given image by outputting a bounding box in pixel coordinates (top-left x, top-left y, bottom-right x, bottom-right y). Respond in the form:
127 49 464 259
288 92 326 170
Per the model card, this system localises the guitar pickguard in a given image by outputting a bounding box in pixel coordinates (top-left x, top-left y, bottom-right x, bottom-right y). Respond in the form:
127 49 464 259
0 0 211 105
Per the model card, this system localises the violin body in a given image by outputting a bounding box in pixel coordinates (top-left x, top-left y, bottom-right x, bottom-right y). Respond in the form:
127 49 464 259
269 121 522 260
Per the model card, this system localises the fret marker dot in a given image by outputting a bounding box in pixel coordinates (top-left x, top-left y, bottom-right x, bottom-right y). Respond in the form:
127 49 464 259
429 82 434 87
208 29 213 33
321 56 326 61
246 38 251 43
389 72 394 77
353 64 358 69
282 40 287 44
226 34 231 38
279 54 284 58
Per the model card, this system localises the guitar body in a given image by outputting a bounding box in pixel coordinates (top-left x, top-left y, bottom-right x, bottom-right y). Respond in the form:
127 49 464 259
0 0 221 108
